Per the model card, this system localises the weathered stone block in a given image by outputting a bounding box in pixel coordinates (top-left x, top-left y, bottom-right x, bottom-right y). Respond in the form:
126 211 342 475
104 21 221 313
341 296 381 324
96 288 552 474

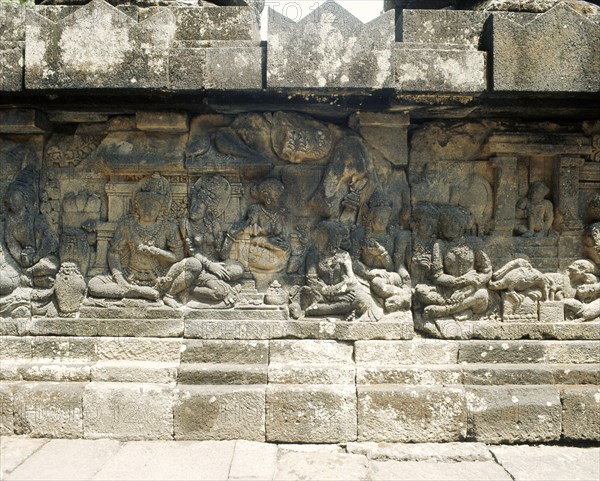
358 385 467 442
174 385 265 441
465 385 561 443
0 336 32 359
84 382 173 440
96 338 181 362
95 319 184 338
182 340 268 364
14 382 85 438
268 6 395 88
539 301 565 323
178 364 267 385
31 336 96 361
0 48 23 92
0 109 50 134
357 366 462 386
269 365 355 385
19 361 92 382
394 45 487 92
91 361 178 384
462 365 554 385
561 387 600 441
266 385 357 443
458 341 599 364
348 112 409 166
492 4 600 92
270 340 353 364
400 10 489 46
0 382 15 435
25 0 176 89
136 112 188 132
355 340 459 365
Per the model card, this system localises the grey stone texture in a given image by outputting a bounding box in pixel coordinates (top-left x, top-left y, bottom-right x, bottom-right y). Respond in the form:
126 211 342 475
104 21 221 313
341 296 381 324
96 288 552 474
465 385 562 443
83 382 173 440
174 385 266 441
393 45 486 92
266 384 357 443
267 6 395 88
560 386 600 441
491 3 600 91
358 386 467 442
13 381 85 438
25 0 176 89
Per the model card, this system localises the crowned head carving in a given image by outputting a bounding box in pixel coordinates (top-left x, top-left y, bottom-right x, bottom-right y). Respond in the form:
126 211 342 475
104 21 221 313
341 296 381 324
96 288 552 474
132 174 172 224
189 175 232 222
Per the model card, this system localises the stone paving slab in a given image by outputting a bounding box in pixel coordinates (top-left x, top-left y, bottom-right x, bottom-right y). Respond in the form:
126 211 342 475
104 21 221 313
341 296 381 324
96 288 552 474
0 437 48 479
490 445 600 481
369 460 512 481
91 440 236 481
2 437 600 481
4 439 121 481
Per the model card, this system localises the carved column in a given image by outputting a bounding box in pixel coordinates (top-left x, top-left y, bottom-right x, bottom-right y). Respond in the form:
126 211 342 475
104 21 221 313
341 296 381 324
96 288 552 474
555 156 585 232
491 156 519 234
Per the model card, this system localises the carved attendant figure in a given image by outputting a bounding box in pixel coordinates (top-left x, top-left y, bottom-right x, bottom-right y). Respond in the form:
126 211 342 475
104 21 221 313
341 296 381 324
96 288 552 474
515 182 554 238
583 194 600 265
416 206 492 320
226 178 291 274
302 221 370 319
88 174 182 301
351 192 411 313
160 175 243 307
564 260 600 322
3 167 59 288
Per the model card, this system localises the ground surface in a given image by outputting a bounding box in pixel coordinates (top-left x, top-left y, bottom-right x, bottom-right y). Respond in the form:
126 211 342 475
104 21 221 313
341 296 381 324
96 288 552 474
1 437 599 481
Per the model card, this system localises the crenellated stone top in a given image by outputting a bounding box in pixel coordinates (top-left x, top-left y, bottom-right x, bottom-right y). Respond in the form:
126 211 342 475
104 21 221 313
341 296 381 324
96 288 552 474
0 0 599 93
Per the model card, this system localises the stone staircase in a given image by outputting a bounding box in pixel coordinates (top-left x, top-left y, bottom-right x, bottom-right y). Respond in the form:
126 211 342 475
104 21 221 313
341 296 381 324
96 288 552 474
1 327 598 444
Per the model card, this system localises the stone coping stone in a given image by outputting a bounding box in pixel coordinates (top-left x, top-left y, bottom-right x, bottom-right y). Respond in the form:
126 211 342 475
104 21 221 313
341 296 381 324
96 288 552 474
185 319 414 340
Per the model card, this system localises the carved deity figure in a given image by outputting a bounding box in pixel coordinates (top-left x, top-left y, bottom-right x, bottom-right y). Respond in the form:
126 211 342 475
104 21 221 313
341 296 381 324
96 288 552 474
583 194 600 265
415 206 492 320
3 167 59 289
226 178 291 274
301 221 370 320
160 175 243 307
88 174 183 301
351 192 411 313
515 182 554 238
564 260 600 322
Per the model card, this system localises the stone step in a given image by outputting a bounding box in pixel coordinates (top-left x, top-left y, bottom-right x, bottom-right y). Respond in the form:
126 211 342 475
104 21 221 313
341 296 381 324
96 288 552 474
181 340 268 364
357 364 599 386
1 381 598 443
183 308 289 321
268 363 356 384
0 360 92 382
91 361 178 384
270 340 354 364
177 363 267 385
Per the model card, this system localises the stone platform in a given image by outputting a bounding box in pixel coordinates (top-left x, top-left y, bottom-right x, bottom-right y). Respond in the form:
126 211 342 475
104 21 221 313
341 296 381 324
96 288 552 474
1 331 598 444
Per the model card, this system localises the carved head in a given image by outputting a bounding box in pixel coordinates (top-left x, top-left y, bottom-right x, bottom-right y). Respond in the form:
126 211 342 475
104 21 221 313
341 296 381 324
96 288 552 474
440 206 470 241
366 191 393 232
528 182 550 202
253 178 284 208
4 167 37 215
189 175 232 222
587 194 600 222
411 203 439 239
132 174 172 224
312 220 348 257
568 259 599 281
271 112 333 164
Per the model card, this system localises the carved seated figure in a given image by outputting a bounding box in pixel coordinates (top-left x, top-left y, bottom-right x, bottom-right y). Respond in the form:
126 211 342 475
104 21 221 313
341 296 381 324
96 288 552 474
225 178 291 274
160 175 243 307
583 194 600 266
351 192 411 313
415 206 492 320
0 221 22 296
515 182 554 238
564 260 600 322
3 167 59 289
88 174 183 302
301 221 370 320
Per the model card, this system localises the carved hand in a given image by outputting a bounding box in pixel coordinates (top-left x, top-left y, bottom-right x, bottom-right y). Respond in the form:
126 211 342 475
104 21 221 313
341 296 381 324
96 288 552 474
209 262 230 281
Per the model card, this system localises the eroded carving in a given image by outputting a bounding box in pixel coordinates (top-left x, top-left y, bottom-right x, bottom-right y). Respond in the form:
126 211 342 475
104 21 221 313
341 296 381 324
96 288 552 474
515 182 555 238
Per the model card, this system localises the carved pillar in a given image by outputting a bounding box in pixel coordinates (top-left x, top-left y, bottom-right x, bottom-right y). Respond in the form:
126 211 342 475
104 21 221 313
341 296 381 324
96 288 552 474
555 156 585 232
491 156 519 234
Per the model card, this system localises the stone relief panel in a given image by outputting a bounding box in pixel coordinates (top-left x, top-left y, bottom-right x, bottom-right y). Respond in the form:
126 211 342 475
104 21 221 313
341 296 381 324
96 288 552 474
0 111 597 338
